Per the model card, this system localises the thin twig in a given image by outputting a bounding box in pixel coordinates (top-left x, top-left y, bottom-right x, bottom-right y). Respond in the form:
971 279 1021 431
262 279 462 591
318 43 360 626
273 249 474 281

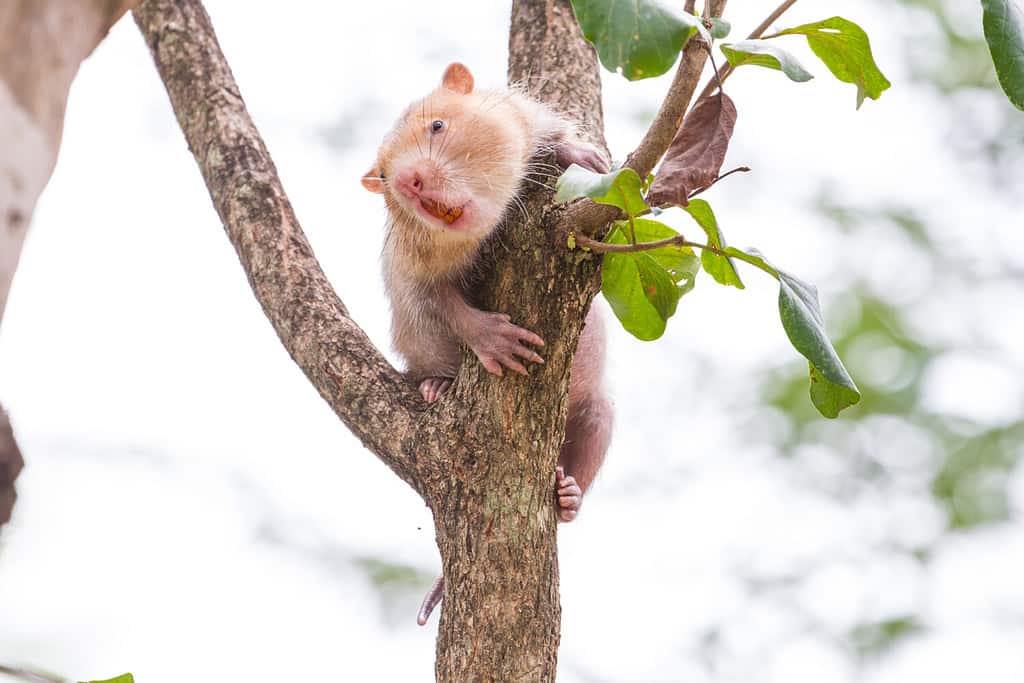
0 665 66 683
623 39 711 182
746 0 800 42
573 232 739 260
696 0 800 101
574 233 779 279
687 165 751 199
574 232 690 254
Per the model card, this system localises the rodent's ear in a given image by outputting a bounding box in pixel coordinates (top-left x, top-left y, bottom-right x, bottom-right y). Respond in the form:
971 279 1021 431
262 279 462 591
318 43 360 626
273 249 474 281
361 167 385 194
441 63 474 95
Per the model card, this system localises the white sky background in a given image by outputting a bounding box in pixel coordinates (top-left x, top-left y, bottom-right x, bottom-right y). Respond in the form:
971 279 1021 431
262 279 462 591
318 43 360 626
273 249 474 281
1 1 1023 682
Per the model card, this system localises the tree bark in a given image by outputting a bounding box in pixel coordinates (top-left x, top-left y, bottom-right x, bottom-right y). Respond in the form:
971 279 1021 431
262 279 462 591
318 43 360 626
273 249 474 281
133 0 606 679
0 0 138 529
429 2 608 680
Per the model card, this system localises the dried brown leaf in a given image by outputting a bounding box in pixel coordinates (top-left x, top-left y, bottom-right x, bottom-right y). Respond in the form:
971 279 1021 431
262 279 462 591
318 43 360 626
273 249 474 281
647 93 737 207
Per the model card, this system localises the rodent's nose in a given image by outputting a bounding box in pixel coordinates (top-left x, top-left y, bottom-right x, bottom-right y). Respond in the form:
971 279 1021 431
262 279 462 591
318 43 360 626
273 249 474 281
393 169 425 199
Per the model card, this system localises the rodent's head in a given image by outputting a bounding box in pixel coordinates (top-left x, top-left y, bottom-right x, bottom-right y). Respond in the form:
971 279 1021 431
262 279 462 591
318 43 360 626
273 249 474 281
362 63 531 238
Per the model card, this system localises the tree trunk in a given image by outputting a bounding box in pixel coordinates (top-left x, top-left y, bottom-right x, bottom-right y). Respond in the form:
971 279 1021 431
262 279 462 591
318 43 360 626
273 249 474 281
133 0 607 679
429 3 608 679
0 0 138 528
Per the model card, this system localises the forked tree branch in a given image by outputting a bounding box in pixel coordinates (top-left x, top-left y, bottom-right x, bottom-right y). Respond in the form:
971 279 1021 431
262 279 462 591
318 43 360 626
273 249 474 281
132 0 431 496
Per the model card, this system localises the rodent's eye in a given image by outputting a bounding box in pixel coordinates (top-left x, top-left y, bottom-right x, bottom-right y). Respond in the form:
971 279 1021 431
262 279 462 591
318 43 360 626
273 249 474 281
430 120 445 134
379 170 386 180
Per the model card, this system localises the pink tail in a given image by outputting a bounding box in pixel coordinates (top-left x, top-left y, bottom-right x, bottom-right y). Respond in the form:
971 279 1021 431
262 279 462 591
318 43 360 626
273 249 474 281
416 575 444 626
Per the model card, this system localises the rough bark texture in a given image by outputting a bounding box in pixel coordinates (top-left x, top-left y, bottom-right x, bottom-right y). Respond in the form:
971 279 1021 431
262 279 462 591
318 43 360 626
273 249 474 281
0 0 137 529
424 2 609 680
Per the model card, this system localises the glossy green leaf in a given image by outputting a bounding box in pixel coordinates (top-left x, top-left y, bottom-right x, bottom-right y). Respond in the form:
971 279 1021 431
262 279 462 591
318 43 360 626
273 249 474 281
723 246 779 277
570 0 707 80
776 17 891 108
808 363 861 419
778 272 861 417
82 675 134 683
602 251 674 341
607 219 700 290
682 199 743 288
981 0 1024 110
721 40 814 82
555 165 648 218
602 219 698 341
718 246 859 417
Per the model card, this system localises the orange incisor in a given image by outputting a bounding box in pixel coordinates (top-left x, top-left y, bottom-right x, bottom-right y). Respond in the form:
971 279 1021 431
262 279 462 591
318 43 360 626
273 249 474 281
421 197 463 224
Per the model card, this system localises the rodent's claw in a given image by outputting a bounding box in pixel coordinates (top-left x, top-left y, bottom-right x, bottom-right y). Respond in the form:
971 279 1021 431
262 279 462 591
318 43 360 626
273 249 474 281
505 359 529 376
468 312 545 377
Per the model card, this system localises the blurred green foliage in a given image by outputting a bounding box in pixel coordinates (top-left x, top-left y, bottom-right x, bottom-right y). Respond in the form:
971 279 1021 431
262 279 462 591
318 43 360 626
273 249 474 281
749 0 1024 663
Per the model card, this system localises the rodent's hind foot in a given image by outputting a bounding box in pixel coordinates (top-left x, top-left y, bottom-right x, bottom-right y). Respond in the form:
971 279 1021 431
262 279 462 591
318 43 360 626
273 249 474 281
555 465 582 523
555 141 610 174
419 377 452 403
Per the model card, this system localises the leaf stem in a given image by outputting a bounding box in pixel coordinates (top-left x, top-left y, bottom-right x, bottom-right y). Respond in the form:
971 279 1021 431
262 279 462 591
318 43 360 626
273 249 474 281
573 233 779 279
687 165 751 199
695 0 800 101
575 233 690 254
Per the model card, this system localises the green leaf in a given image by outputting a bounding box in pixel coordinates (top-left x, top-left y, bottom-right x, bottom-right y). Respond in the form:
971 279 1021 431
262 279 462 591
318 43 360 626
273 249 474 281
981 0 1024 110
602 251 674 341
721 40 814 82
682 199 743 288
776 17 891 108
723 246 779 277
609 218 701 290
717 246 859 417
710 18 731 40
570 0 707 80
777 272 861 417
555 165 648 218
602 219 699 341
82 675 134 683
809 363 861 419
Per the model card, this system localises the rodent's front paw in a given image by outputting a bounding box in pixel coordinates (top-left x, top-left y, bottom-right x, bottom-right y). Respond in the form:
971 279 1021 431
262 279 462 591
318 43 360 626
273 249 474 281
555 141 610 174
468 312 545 376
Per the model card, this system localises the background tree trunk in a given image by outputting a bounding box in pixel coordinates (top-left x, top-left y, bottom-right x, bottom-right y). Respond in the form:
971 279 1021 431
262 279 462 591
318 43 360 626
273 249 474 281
0 0 138 528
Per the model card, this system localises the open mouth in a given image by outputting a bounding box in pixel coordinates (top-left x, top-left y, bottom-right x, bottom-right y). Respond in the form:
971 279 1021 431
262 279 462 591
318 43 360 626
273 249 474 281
419 197 464 225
